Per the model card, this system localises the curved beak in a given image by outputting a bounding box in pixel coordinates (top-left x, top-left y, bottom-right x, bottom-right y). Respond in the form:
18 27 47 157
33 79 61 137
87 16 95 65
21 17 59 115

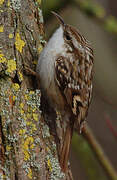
51 11 65 27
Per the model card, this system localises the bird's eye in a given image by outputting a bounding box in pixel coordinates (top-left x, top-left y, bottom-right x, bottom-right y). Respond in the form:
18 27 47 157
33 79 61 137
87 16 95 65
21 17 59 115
65 33 71 41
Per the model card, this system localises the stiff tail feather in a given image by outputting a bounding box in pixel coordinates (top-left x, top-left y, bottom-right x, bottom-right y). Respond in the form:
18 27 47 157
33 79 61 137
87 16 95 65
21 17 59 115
59 123 74 172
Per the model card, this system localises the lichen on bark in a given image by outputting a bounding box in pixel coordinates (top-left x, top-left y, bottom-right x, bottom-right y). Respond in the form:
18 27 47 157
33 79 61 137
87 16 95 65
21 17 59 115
0 0 73 179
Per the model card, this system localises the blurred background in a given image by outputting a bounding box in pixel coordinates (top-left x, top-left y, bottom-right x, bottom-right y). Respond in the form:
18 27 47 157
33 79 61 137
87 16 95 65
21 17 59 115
42 0 117 179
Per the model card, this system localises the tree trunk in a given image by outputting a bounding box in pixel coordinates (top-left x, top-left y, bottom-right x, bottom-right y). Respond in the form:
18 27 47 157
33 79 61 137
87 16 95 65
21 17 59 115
0 0 73 179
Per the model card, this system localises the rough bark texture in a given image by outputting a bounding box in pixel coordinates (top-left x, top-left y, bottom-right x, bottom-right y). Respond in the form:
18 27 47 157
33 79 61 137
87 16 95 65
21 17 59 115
0 0 73 179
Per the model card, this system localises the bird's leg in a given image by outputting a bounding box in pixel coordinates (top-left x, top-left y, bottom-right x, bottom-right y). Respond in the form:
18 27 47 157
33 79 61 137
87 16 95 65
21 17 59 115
23 63 38 77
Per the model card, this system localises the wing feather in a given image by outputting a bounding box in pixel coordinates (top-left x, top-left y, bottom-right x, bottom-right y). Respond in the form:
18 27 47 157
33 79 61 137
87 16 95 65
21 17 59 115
55 51 93 127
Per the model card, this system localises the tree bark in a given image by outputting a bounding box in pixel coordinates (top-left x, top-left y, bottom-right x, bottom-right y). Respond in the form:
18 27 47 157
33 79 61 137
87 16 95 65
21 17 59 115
0 0 73 179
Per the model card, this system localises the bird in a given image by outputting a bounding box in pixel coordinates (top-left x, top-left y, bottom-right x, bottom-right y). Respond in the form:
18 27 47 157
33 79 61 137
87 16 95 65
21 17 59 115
36 11 94 172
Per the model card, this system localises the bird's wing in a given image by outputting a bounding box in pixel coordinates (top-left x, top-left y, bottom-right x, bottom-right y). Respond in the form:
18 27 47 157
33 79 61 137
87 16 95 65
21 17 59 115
55 52 93 128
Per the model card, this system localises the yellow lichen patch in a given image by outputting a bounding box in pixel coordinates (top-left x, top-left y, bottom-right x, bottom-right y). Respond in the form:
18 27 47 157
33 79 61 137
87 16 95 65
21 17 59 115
1 174 7 179
20 109 24 115
23 136 34 161
6 59 16 73
47 159 52 172
20 102 24 115
28 106 32 112
7 0 10 6
19 129 26 135
26 121 32 126
13 95 16 101
33 113 38 121
15 33 25 53
26 113 32 119
9 33 13 39
25 94 28 100
18 71 23 81
32 107 37 112
0 52 6 63
29 90 34 95
31 124 37 132
24 137 34 149
37 0 41 5
33 60 37 65
27 168 32 179
28 106 37 114
20 103 24 109
0 0 4 6
25 91 35 101
46 147 50 152
26 121 37 132
12 83 20 91
0 25 4 32
30 142 34 149
38 44 43 54
24 149 30 161
6 145 11 151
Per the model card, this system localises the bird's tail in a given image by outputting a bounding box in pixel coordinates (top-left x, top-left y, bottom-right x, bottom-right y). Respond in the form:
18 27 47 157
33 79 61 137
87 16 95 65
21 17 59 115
59 123 74 172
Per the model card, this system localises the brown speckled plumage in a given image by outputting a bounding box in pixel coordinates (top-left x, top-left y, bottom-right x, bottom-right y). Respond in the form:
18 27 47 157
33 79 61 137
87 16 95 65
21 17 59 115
55 24 93 129
37 12 94 172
